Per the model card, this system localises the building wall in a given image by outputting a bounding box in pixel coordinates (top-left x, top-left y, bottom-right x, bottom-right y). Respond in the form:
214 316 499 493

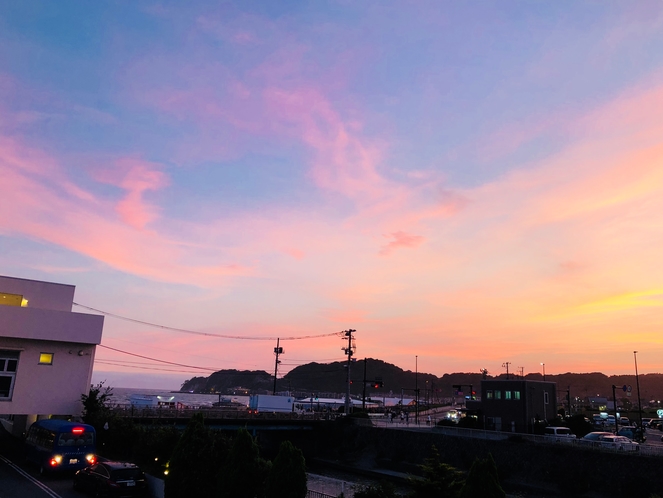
0 275 104 434
0 276 76 312
0 337 97 415
481 379 557 433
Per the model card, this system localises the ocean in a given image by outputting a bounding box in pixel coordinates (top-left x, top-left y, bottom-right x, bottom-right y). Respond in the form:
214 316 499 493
108 386 250 409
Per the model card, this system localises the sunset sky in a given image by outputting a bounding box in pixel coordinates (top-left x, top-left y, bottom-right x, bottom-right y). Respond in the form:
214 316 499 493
1 2 663 389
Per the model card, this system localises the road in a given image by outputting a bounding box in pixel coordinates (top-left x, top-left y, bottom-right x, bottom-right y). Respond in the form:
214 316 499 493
0 429 80 498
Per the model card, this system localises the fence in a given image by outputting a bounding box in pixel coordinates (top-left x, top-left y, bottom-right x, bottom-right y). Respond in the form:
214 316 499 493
307 491 338 498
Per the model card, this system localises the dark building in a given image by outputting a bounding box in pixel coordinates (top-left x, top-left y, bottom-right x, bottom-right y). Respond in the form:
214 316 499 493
480 379 557 433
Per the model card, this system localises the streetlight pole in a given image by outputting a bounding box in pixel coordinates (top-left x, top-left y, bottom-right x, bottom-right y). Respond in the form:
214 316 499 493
540 362 546 381
415 355 419 425
634 351 643 428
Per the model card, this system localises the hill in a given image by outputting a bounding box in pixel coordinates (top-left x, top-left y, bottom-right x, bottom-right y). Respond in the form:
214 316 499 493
179 360 663 405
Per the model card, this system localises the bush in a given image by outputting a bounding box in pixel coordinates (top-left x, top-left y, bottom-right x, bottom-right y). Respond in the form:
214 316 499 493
353 482 398 498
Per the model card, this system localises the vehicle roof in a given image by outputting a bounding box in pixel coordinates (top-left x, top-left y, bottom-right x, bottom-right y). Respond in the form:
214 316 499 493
99 461 142 471
32 419 95 432
582 432 613 439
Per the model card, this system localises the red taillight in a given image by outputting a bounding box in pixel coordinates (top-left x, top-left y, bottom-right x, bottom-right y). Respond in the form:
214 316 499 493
72 427 84 434
50 459 59 467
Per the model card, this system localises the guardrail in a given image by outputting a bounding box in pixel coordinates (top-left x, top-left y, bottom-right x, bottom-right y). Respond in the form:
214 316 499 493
430 425 663 455
108 404 343 421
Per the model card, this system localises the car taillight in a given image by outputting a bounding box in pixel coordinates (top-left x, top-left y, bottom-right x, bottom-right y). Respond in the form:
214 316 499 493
85 454 96 464
50 455 63 467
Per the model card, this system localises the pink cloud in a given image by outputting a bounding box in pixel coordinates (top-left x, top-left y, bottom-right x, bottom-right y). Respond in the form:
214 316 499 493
379 231 425 256
0 136 252 286
94 158 170 230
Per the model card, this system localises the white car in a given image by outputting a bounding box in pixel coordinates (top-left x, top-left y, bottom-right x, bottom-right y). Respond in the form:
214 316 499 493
597 435 639 452
543 426 576 442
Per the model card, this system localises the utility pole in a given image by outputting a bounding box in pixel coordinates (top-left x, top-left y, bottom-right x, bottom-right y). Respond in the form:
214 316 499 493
342 329 356 415
518 366 524 378
502 362 511 380
415 355 419 425
362 358 367 411
611 384 618 434
273 338 283 395
634 351 643 428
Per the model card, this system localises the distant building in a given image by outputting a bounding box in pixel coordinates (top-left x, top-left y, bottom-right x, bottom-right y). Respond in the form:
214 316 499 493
0 276 103 436
480 379 557 433
587 396 609 411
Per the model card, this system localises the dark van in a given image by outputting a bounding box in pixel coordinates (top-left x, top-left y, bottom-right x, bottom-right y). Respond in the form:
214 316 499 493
25 419 96 474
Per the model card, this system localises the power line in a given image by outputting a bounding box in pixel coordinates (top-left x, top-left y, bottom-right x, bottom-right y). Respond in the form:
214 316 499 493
94 360 209 374
74 302 343 341
98 345 218 371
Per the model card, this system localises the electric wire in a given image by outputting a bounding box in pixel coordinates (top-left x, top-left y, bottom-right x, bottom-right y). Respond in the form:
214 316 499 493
74 302 344 341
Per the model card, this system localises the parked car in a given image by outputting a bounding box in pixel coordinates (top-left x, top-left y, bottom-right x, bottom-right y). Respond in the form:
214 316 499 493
73 461 147 497
641 418 652 428
598 435 639 452
543 426 576 442
619 417 630 426
618 426 646 443
580 431 613 445
649 419 663 430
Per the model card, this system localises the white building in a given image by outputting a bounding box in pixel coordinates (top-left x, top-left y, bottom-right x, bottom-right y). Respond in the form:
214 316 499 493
0 275 104 436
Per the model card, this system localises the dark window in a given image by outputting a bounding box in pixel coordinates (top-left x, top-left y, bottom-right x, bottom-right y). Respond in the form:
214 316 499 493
0 350 19 400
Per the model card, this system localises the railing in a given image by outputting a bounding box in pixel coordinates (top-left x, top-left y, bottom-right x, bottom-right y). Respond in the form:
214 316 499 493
108 404 344 421
306 490 338 498
430 424 663 455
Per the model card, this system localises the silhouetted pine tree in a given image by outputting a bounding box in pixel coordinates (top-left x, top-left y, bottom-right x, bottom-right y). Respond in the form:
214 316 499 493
459 453 505 498
265 441 307 498
165 413 227 498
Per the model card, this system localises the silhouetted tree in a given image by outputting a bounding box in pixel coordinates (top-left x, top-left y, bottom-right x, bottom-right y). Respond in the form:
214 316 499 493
410 445 464 498
220 428 270 498
459 454 505 498
265 441 307 498
165 413 228 498
81 381 113 427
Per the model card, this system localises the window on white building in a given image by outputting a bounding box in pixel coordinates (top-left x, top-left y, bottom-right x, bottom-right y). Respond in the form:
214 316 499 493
0 350 19 400
38 353 54 365
0 293 28 307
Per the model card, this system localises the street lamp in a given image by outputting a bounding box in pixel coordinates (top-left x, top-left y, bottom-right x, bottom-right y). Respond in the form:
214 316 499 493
540 362 546 381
